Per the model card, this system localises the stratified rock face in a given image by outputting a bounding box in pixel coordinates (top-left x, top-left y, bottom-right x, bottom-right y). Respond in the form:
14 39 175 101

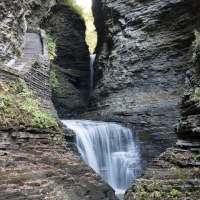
0 0 26 65
0 1 116 199
0 127 116 200
26 0 56 31
124 2 200 199
124 148 200 200
88 0 197 151
43 5 90 118
0 0 56 65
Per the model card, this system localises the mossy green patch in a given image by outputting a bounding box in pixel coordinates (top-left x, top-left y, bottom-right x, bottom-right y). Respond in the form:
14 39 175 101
192 153 200 162
50 69 60 92
192 30 200 62
191 87 200 103
170 189 182 198
47 34 57 61
174 169 190 180
0 79 59 130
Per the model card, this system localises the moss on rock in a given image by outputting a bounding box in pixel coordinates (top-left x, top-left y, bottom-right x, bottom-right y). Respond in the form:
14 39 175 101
0 78 59 130
50 69 60 92
191 87 200 103
47 34 57 61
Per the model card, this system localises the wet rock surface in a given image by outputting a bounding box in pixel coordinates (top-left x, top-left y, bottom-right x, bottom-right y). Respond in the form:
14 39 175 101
86 0 200 199
0 127 116 200
124 2 200 199
26 0 56 31
0 0 56 66
1 0 200 199
126 94 200 199
0 1 116 199
86 0 198 151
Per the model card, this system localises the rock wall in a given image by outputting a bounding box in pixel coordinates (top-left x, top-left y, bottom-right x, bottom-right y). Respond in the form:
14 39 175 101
0 0 26 65
42 4 90 118
85 0 198 157
0 125 116 200
125 27 200 200
26 0 56 31
0 0 56 66
89 0 200 199
0 1 116 199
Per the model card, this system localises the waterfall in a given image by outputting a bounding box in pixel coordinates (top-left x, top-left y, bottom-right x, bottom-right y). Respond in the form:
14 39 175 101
62 120 141 196
90 54 95 93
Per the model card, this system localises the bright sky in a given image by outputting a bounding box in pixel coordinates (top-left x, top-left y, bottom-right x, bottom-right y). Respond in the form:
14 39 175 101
76 0 92 10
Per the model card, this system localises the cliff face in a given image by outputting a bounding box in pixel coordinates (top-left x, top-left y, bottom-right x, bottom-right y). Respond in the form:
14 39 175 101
0 1 116 199
26 0 56 31
0 0 57 66
42 4 90 118
0 0 91 118
85 0 198 156
0 0 26 65
89 0 200 198
125 50 200 199
1 0 199 199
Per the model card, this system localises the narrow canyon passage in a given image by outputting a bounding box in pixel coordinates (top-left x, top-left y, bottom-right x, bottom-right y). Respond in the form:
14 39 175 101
59 5 143 195
0 0 199 200
58 0 177 198
48 0 200 199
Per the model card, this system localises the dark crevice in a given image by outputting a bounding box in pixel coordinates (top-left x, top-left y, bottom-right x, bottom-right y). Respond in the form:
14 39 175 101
42 4 90 118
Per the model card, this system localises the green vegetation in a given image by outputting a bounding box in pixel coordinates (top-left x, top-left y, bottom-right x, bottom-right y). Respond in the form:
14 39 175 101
132 180 185 200
50 69 60 92
191 87 200 102
0 79 59 130
193 153 200 162
47 34 57 61
192 30 200 61
170 189 182 198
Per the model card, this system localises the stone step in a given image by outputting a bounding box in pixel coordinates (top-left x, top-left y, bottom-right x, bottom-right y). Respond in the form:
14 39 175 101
176 139 200 148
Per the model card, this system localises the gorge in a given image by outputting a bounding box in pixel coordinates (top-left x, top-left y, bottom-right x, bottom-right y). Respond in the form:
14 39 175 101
0 0 200 200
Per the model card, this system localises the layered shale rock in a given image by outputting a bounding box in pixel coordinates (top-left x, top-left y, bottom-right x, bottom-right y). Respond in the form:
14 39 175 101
0 0 56 66
0 1 116 199
0 68 115 200
125 109 200 200
125 4 200 199
0 0 26 65
125 148 200 200
42 4 90 118
0 125 116 200
85 0 199 158
26 0 56 31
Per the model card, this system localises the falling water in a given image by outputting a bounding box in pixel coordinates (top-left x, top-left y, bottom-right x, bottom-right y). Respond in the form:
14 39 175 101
62 120 141 196
90 54 96 93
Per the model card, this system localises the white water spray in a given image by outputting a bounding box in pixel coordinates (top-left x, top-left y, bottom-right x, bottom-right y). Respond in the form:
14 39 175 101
62 120 141 195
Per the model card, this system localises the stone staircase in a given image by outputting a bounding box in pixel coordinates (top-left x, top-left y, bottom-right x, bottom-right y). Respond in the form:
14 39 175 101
14 33 43 72
4 31 54 111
